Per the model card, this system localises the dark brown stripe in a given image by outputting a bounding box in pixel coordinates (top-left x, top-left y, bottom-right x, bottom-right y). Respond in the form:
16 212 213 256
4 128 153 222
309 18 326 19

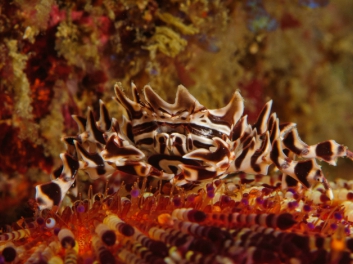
252 102 270 134
132 86 142 103
269 119 279 143
158 136 166 154
283 148 290 156
88 111 105 144
270 140 281 168
74 116 87 130
265 214 275 228
315 141 333 160
40 182 62 206
98 249 115 264
279 122 292 132
63 136 78 146
241 134 253 149
115 88 143 120
132 122 159 136
53 165 63 178
148 155 201 172
76 142 106 176
190 140 230 163
184 165 217 181
193 140 213 150
315 236 324 248
2 246 17 262
100 103 111 131
65 154 79 178
133 121 226 143
255 214 261 225
126 122 134 143
105 137 143 158
135 137 154 146
250 155 261 173
293 160 312 188
235 140 254 169
250 135 268 172
285 174 298 187
267 114 275 132
276 213 296 230
173 136 186 155
61 236 75 248
116 163 140 176
230 118 244 141
207 112 232 128
283 130 302 155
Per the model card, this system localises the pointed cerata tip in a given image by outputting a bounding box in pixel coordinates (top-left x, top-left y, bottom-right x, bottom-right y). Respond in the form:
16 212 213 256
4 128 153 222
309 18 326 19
208 90 244 127
131 81 136 89
267 100 273 111
143 84 165 107
326 188 334 201
177 84 187 92
113 82 119 91
114 82 124 97
347 149 353 161
143 84 153 93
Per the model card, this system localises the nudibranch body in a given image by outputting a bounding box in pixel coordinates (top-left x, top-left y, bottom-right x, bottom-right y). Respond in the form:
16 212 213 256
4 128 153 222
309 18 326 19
35 83 352 210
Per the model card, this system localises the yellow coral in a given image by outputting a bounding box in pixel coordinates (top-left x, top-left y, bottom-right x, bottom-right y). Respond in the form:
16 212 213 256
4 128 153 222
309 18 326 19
157 12 199 35
6 40 33 120
39 81 68 158
145 26 188 58
56 21 100 69
35 0 55 28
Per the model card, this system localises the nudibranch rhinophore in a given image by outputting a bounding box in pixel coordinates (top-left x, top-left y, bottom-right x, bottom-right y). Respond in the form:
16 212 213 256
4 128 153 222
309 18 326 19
35 83 353 210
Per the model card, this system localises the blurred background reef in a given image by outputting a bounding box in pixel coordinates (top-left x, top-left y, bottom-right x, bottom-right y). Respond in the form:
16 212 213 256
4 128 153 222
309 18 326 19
0 0 352 226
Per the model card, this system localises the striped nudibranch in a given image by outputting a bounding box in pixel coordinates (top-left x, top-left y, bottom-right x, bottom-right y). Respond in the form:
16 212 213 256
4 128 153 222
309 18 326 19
35 83 353 210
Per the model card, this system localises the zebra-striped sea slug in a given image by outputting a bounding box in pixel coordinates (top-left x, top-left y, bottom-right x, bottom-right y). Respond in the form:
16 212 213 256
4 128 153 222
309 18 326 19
35 83 353 210
2 83 353 263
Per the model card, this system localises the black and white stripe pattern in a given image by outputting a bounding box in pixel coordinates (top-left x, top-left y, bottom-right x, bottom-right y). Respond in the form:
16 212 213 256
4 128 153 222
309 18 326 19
35 83 353 210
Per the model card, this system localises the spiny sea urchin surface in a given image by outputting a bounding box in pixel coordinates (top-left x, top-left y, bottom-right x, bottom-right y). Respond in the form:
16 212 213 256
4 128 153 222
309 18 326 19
1 84 353 264
3 170 353 263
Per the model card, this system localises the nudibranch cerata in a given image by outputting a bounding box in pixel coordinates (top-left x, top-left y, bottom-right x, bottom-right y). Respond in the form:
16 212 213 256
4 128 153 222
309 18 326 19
34 83 353 210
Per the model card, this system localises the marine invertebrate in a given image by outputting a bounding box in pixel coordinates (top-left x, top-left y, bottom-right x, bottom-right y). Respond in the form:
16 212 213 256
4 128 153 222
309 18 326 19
3 173 353 263
35 83 353 210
